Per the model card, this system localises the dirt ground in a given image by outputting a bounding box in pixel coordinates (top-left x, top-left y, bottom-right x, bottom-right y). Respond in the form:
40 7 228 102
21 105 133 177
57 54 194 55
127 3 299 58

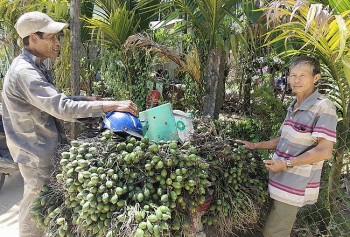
0 170 23 237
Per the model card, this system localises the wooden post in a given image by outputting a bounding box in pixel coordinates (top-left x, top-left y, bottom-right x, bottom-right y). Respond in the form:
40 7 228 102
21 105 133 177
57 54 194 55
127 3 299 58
186 197 212 237
186 211 206 237
69 0 81 140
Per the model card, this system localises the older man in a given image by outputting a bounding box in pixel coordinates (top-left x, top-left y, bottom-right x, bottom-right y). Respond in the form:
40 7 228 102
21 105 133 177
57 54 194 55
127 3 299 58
2 11 139 237
237 55 337 236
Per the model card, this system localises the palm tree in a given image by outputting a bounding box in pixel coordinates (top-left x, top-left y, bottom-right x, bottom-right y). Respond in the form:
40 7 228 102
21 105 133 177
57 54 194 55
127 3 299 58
85 0 264 116
154 0 270 118
157 0 238 118
84 0 161 49
264 0 350 230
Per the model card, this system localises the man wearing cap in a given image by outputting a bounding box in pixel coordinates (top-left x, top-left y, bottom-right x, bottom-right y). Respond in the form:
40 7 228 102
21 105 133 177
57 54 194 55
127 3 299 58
2 11 139 237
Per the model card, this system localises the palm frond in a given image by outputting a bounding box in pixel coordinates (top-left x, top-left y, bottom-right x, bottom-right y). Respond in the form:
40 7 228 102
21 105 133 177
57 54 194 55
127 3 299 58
341 56 350 87
84 4 140 49
329 0 350 14
124 33 200 81
264 1 350 71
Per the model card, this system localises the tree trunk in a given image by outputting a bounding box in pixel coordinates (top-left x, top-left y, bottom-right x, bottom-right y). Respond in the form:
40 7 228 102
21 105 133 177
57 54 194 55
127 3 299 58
86 45 92 96
202 48 226 119
70 0 81 139
328 110 350 213
242 70 252 115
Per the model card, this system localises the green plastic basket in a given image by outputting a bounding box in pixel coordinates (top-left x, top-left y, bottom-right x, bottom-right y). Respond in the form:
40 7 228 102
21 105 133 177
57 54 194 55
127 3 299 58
139 103 179 142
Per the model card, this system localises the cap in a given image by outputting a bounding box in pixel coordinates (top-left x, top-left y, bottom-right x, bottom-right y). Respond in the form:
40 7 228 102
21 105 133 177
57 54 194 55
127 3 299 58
15 11 68 39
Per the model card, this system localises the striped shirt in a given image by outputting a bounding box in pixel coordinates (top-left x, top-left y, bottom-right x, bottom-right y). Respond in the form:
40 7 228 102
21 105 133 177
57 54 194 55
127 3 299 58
269 90 337 207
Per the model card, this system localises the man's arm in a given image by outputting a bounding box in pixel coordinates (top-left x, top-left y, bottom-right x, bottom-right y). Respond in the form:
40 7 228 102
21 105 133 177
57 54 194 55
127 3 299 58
290 137 334 166
236 137 280 150
264 137 334 172
68 96 138 116
17 69 139 119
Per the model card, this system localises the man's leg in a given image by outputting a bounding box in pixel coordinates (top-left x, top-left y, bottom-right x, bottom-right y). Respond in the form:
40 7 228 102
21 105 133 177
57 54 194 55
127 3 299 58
18 164 53 237
263 200 299 237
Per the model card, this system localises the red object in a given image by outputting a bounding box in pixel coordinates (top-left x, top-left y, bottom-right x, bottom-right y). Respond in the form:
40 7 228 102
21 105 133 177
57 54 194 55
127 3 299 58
146 90 160 108
196 195 213 213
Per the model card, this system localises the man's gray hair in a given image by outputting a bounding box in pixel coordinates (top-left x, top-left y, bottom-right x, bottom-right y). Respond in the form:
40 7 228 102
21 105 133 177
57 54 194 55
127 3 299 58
289 55 321 76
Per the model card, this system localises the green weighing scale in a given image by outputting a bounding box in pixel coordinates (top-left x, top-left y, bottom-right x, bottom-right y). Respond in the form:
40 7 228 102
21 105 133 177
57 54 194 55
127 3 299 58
139 103 194 143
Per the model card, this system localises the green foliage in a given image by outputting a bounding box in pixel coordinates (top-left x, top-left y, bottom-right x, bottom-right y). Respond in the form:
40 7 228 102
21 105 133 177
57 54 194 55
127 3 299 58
163 0 239 52
82 1 163 109
217 117 273 143
85 4 140 49
192 117 270 234
84 0 161 50
157 0 255 117
0 45 10 79
251 85 289 138
99 50 129 99
153 26 186 51
53 29 71 92
182 73 204 112
153 25 205 112
328 0 350 14
125 50 152 111
92 80 109 97
99 49 152 110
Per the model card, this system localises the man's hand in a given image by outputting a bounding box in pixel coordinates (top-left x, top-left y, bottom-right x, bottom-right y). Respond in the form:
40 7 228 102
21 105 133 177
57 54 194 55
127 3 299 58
235 137 280 151
113 100 139 117
235 139 256 150
263 159 287 173
103 100 139 117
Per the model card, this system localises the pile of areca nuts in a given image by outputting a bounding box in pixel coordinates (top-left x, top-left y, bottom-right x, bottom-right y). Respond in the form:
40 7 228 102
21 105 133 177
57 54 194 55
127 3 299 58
31 118 269 237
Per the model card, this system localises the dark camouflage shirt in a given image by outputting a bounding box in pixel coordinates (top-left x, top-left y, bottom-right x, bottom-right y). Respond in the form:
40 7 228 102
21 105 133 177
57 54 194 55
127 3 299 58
2 49 104 168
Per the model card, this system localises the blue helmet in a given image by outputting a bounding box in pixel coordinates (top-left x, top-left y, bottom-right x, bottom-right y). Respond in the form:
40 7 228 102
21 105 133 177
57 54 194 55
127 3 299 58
103 112 143 138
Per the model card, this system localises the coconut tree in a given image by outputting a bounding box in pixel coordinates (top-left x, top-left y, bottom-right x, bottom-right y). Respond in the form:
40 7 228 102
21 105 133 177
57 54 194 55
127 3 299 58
264 0 350 228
